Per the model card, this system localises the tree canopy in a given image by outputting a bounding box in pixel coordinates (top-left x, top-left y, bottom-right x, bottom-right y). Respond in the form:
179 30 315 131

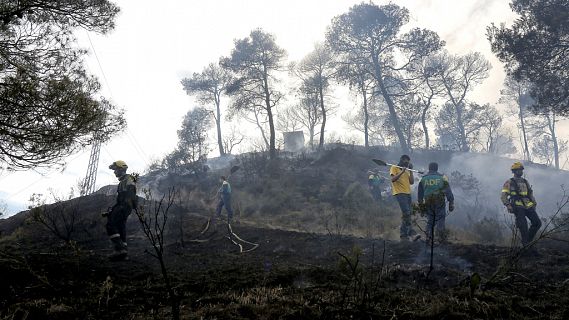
488 0 568 115
0 0 123 170
181 63 232 156
326 2 443 153
221 29 286 159
163 107 211 174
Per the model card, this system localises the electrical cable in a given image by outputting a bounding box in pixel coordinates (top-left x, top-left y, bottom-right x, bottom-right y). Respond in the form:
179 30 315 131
85 31 151 168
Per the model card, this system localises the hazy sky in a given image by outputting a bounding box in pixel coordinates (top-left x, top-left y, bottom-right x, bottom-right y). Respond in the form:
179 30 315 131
0 0 548 215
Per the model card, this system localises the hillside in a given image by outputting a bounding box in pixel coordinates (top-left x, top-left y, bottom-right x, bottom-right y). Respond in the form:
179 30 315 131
1 146 569 319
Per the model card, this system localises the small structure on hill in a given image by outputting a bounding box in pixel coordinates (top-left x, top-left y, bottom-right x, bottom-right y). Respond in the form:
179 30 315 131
283 131 305 152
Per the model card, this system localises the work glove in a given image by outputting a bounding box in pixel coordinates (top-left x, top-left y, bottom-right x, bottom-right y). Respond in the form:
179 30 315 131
506 204 514 213
448 202 455 212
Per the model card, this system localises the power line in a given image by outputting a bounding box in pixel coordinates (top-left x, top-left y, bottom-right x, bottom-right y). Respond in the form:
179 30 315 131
126 129 151 167
85 31 151 168
4 149 89 201
85 31 115 99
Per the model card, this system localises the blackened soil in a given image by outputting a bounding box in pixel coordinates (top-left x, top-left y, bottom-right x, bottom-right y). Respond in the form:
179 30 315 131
1 216 569 319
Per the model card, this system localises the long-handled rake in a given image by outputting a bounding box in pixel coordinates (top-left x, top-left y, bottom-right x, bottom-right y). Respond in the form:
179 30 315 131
372 159 424 174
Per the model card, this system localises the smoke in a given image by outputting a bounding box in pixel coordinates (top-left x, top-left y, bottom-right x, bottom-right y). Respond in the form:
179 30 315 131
206 154 236 171
444 153 569 224
414 246 473 272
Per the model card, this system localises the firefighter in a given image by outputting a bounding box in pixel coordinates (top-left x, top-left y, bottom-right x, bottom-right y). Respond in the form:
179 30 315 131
216 175 233 222
105 160 137 261
501 162 542 246
418 162 454 244
368 170 384 202
390 154 419 241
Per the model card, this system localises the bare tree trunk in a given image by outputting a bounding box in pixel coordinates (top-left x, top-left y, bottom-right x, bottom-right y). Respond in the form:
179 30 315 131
376 80 409 153
262 68 276 159
454 104 469 152
309 126 315 149
253 109 269 150
548 113 560 169
214 94 225 156
318 85 326 151
362 83 370 148
420 93 435 149
372 56 409 153
518 94 531 161
421 106 430 149
441 78 469 152
267 106 276 158
159 259 180 320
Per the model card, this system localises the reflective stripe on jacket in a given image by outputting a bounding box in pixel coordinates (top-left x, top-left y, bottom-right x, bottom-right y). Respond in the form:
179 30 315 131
501 178 535 209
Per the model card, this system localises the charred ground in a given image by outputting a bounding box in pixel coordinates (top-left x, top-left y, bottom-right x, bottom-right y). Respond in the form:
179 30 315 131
1 147 569 319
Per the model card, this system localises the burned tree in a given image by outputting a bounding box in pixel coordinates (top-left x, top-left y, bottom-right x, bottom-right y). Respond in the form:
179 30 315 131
164 107 211 174
278 95 321 149
335 53 375 148
380 96 425 150
500 76 534 161
410 54 446 149
221 29 286 160
435 102 491 151
476 105 517 155
181 63 232 156
134 188 180 320
28 192 79 244
439 51 492 152
528 111 567 169
342 97 388 147
287 76 325 149
292 43 336 151
326 3 444 153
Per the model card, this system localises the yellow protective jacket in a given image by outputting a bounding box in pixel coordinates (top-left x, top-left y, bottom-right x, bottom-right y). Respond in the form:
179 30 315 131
113 174 138 212
501 177 536 209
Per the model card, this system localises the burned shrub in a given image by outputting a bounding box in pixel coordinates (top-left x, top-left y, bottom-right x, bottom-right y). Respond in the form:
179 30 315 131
238 151 270 183
470 216 506 245
341 182 374 212
318 179 346 206
258 187 303 215
29 193 79 243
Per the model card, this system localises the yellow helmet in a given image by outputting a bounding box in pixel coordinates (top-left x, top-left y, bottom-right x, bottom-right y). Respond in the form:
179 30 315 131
109 160 128 170
511 161 524 170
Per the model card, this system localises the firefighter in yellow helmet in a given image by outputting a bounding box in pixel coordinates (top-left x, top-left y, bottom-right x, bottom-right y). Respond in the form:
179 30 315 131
105 160 138 261
501 162 541 246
